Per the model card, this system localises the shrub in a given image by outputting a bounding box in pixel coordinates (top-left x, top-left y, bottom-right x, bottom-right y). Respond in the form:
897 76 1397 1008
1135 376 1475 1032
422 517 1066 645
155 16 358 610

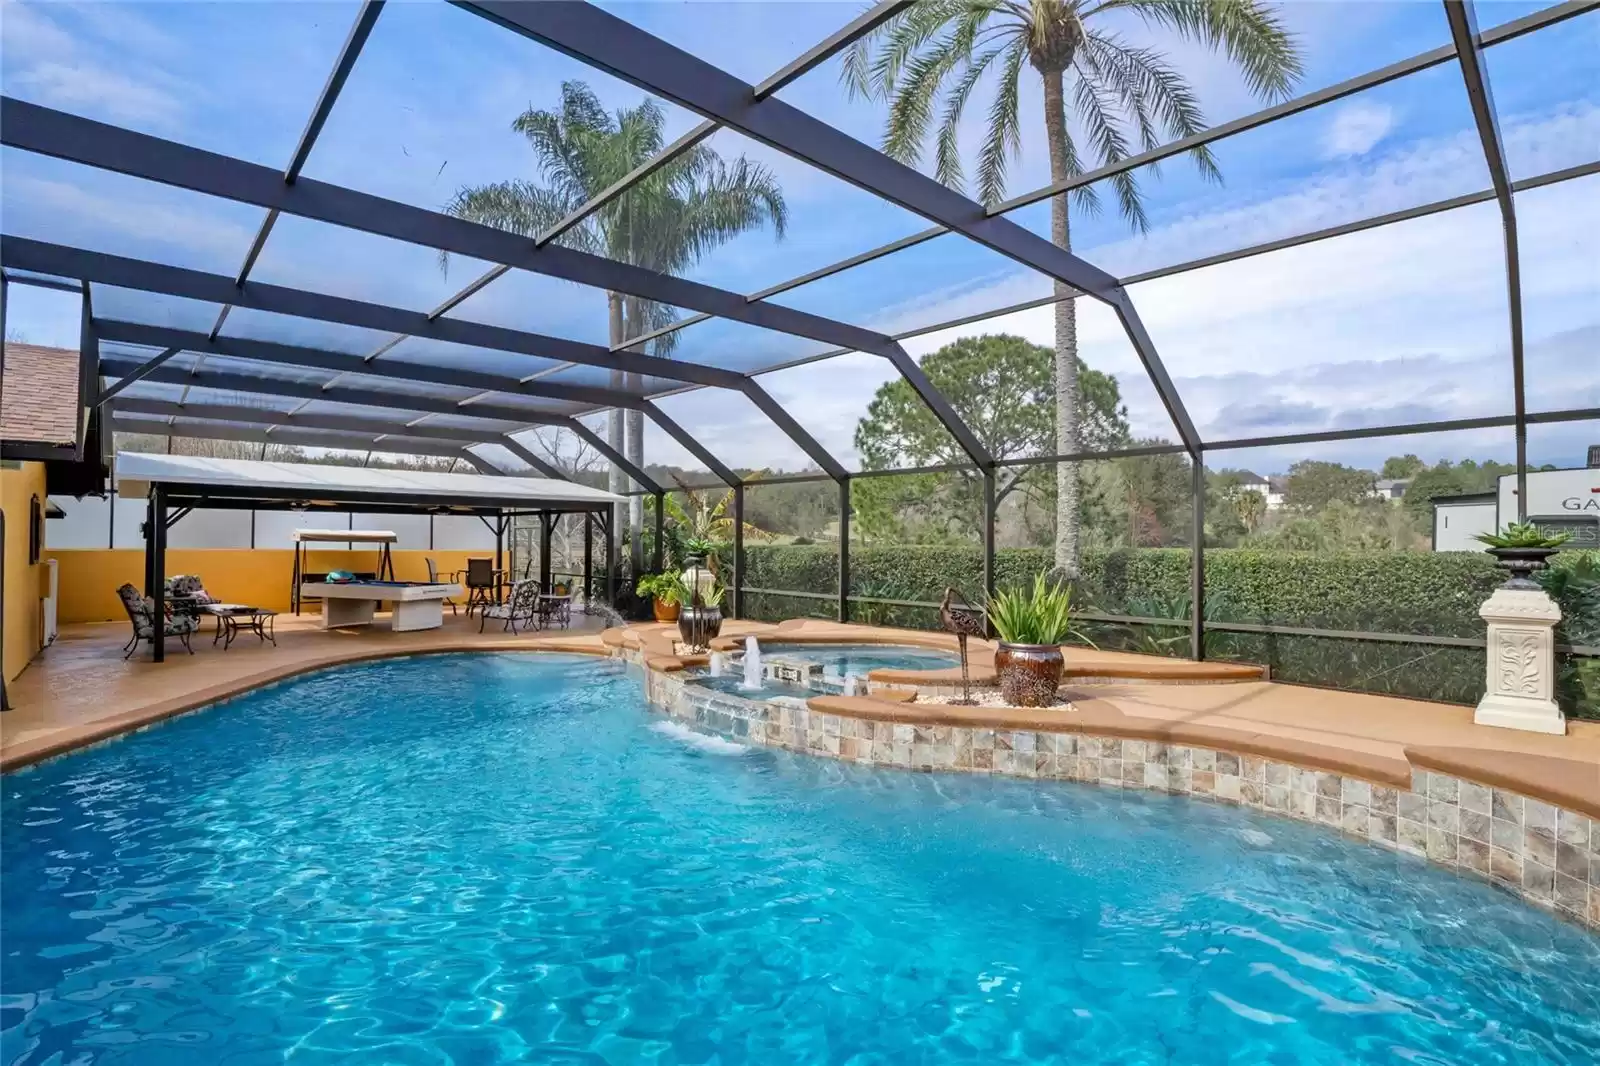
739 543 1540 709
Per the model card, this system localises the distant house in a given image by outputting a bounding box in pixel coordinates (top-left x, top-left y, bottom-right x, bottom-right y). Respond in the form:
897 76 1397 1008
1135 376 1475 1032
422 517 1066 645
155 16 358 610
1371 477 1412 502
1265 476 1289 511
1224 470 1285 513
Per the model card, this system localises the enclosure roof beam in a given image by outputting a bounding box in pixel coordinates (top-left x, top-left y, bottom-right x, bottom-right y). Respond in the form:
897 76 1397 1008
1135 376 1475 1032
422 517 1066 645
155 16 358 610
96 346 183 406
642 400 738 487
495 436 568 480
208 0 386 343
109 397 522 447
92 318 636 408
0 97 896 360
447 2 1192 454
609 0 1596 358
110 414 488 465
1444 0 1528 519
454 1 1123 304
96 352 580 428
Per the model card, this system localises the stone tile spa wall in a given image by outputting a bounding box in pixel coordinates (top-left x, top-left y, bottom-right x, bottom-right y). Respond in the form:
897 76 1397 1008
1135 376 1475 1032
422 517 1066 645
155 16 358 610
635 655 1600 931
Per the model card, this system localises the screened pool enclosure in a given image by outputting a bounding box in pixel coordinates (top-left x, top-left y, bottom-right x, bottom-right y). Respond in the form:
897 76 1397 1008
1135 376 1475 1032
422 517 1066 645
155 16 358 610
1 0 1595 702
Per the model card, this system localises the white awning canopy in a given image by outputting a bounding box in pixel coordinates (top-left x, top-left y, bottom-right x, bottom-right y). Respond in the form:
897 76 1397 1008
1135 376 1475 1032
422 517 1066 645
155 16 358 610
293 529 399 543
115 453 622 511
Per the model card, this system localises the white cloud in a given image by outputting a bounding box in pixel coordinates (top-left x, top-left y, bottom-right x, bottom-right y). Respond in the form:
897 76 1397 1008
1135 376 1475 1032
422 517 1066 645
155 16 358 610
1319 100 1396 159
0 1 183 126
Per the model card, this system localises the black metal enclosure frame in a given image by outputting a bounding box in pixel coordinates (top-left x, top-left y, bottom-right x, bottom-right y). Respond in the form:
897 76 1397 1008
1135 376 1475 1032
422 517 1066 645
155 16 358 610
2 0 1597 662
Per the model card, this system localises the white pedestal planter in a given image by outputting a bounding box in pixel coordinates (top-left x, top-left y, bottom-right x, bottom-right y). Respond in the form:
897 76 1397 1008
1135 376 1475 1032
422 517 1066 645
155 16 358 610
1474 585 1565 735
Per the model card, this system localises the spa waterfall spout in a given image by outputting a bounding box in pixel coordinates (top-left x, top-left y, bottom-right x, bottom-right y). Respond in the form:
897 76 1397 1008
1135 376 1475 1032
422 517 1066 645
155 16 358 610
741 637 763 691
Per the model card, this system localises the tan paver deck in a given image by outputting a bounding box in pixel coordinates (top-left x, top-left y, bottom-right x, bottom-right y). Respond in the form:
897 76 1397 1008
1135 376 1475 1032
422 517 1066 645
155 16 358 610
1 613 610 771
5 616 1598 821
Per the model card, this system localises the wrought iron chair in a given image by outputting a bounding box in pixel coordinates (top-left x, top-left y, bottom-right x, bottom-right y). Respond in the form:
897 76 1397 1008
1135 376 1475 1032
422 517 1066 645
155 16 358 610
116 583 198 659
479 579 541 634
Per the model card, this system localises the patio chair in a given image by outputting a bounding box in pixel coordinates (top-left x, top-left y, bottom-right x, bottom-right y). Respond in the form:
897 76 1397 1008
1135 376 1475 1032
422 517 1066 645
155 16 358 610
116 583 198 659
537 582 574 630
424 557 461 615
480 579 540 634
164 574 219 617
462 557 501 618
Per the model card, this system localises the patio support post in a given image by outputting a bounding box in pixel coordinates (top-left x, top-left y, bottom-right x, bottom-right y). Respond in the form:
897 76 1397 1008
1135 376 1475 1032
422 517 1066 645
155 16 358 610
143 492 157 595
1444 0 1528 518
151 484 167 663
539 513 554 593
837 477 850 623
982 469 996 639
494 511 505 601
733 484 745 620
1190 457 1206 662
583 512 594 609
652 490 664 576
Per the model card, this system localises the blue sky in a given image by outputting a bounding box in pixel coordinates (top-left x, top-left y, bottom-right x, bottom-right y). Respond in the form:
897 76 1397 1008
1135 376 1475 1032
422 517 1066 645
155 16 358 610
2 0 1596 476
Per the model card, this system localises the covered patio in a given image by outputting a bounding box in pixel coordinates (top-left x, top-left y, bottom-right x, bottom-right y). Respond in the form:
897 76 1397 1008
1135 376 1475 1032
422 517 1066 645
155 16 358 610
117 452 625 660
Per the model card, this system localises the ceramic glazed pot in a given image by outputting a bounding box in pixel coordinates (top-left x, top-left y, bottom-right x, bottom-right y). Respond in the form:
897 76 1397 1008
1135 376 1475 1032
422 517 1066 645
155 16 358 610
1487 546 1559 589
677 605 723 651
652 599 681 623
994 642 1063 707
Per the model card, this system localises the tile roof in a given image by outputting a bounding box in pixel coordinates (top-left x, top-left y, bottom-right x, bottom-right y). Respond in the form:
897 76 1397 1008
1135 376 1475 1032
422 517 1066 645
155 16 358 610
2 342 80 446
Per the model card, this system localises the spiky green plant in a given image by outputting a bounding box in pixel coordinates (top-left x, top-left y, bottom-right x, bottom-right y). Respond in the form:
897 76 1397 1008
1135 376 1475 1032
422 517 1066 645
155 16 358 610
988 572 1076 645
1475 522 1571 549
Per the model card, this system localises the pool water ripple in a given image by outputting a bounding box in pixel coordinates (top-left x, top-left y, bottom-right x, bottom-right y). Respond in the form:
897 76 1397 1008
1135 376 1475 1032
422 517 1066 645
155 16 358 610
3 653 1598 1064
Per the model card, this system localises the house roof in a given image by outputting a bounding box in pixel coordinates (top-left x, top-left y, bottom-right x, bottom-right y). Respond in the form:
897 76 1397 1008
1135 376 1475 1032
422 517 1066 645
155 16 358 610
1 342 79 446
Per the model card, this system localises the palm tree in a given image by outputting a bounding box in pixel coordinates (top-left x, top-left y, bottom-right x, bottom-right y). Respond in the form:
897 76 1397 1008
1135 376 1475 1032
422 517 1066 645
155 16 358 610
843 0 1301 576
444 81 788 571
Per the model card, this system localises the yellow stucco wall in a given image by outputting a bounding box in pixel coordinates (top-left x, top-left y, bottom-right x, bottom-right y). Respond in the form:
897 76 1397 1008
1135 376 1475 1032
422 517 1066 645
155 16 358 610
2 462 48 686
44 549 496 623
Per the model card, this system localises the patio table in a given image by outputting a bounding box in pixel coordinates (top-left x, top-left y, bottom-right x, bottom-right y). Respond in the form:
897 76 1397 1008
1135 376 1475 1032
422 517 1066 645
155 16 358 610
202 604 278 649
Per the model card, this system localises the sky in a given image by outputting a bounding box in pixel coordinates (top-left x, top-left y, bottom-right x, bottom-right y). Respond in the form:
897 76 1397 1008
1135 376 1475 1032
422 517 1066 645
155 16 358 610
1 0 1596 478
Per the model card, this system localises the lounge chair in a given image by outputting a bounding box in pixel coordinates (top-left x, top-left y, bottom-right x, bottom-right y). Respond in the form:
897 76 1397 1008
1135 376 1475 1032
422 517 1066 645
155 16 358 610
117 583 198 659
165 574 219 617
480 579 540 634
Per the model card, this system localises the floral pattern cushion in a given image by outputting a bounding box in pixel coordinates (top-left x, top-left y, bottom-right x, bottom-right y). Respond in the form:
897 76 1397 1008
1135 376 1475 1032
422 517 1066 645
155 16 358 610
165 575 218 604
117 583 199 638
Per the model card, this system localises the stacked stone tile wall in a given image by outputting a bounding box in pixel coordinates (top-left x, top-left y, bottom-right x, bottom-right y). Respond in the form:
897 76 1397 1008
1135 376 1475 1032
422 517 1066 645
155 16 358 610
632 653 1599 930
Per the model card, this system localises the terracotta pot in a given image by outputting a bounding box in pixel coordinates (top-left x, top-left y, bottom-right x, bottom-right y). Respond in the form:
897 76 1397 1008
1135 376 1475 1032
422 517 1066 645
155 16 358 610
1486 546 1559 589
652 599 681 623
677 605 723 651
994 641 1064 707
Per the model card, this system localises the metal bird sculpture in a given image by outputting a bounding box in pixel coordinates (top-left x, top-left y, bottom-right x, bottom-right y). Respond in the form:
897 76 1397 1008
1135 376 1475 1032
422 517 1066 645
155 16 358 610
939 587 986 705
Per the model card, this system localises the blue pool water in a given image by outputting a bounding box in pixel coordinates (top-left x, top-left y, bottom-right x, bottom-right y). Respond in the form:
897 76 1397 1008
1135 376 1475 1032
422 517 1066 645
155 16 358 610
3 654 1598 1064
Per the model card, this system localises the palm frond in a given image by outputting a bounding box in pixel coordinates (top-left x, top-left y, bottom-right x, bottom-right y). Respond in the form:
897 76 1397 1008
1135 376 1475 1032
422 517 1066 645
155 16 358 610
1072 73 1147 230
1087 0 1302 102
976 39 1028 206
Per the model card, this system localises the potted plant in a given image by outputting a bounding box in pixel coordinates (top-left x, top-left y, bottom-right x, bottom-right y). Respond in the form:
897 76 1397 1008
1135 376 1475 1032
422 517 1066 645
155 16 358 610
677 573 725 651
635 572 683 623
1474 522 1570 588
988 573 1076 707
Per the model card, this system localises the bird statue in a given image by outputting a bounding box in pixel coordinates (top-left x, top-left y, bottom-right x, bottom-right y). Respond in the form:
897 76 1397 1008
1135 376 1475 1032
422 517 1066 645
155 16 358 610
939 587 986 705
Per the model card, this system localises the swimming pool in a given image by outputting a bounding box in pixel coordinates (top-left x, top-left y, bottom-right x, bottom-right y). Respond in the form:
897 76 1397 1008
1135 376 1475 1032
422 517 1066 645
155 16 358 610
4 653 1597 1063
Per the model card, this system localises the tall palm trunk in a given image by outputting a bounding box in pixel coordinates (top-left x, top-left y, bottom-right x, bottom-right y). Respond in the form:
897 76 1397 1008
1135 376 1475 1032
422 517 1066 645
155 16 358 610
1041 67 1080 578
606 293 628 573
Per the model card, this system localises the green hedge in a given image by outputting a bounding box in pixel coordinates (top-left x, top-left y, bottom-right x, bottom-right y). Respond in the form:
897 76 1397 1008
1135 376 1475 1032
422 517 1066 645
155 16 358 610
740 544 1554 711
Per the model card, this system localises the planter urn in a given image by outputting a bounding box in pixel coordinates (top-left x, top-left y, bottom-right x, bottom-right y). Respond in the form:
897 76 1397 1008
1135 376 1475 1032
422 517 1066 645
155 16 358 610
994 642 1064 707
652 599 681 624
678 604 723 652
1486 546 1559 589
